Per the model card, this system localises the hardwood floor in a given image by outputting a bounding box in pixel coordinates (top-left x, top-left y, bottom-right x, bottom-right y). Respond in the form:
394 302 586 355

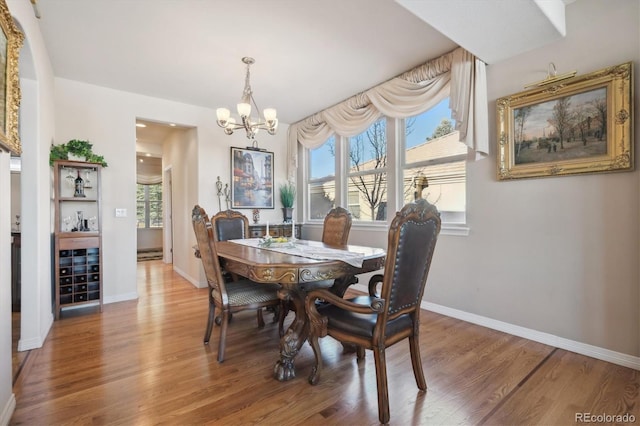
10 261 639 425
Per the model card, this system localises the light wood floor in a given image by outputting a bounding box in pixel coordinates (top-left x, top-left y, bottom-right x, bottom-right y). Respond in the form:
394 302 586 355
10 261 639 425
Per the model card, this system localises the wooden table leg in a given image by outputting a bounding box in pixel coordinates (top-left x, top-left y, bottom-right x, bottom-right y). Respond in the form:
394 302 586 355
273 286 308 381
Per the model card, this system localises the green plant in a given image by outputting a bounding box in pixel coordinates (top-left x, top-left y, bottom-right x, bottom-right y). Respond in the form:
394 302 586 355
49 139 108 167
279 182 296 208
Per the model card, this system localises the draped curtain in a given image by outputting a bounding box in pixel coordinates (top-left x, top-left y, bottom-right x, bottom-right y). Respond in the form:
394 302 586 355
286 47 488 179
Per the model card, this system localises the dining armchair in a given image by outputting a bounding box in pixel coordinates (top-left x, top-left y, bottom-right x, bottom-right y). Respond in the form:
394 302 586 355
305 198 441 424
192 205 282 362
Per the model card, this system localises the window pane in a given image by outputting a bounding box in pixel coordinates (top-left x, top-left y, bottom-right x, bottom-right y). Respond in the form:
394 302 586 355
406 98 455 152
404 98 467 223
309 136 336 220
309 136 335 180
403 164 465 215
347 120 387 222
309 181 335 220
148 184 162 201
149 201 163 228
349 120 386 170
136 183 163 229
136 200 145 228
347 172 387 221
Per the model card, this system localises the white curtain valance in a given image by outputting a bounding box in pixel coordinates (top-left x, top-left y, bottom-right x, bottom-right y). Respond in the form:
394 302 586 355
287 47 488 179
137 174 162 185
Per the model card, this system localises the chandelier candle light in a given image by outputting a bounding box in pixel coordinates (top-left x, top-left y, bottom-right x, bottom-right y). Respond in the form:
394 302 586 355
216 57 278 150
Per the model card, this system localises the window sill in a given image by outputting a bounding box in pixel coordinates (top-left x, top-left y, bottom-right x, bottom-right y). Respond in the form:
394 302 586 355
440 223 470 236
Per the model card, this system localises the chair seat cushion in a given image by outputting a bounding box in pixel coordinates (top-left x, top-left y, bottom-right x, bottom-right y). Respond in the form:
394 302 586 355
226 280 280 305
318 296 413 338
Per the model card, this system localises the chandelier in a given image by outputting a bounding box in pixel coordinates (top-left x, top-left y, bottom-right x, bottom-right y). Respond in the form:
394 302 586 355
216 57 278 149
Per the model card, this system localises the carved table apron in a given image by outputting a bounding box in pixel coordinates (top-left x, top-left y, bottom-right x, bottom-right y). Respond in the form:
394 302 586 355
215 239 385 381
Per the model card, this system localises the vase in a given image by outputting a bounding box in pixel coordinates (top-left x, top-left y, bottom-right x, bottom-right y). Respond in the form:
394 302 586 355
282 207 293 223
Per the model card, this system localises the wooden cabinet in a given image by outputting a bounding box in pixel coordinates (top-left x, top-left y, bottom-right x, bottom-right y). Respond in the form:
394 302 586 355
249 223 302 239
53 160 103 320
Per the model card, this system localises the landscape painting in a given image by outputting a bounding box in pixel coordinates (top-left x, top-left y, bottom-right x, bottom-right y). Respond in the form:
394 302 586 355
513 87 607 165
496 62 633 180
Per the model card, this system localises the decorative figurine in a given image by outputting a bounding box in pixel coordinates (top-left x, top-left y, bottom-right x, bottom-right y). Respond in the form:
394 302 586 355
216 176 223 211
252 209 260 224
224 184 231 210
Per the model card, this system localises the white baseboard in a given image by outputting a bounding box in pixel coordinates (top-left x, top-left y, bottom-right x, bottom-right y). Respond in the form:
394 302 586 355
352 283 640 370
173 266 205 288
103 292 138 304
17 312 52 351
0 393 15 426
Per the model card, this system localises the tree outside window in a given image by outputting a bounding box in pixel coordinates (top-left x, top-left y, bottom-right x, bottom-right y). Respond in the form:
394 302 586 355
137 184 163 228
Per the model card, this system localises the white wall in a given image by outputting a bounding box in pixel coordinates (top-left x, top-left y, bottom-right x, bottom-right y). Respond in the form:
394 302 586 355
137 228 162 251
345 0 639 359
2 0 57 421
53 79 291 296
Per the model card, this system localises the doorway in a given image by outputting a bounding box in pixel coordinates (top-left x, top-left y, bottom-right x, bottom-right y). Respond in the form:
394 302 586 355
135 119 179 263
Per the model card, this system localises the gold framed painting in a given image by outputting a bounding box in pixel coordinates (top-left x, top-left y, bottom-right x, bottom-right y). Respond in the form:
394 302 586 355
0 0 23 155
497 62 633 180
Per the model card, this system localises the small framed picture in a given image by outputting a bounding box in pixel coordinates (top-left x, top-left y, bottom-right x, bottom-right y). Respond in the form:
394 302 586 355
230 147 274 209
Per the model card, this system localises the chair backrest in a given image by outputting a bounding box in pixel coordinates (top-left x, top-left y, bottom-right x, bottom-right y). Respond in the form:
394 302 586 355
192 205 227 300
378 198 441 320
211 209 249 242
321 206 352 246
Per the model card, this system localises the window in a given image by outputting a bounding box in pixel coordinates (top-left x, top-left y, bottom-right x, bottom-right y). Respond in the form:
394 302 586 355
308 136 336 220
304 98 467 227
403 102 467 224
136 184 163 228
347 119 387 221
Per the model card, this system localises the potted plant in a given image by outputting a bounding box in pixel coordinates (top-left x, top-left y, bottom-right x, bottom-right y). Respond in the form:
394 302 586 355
279 181 296 223
49 139 108 167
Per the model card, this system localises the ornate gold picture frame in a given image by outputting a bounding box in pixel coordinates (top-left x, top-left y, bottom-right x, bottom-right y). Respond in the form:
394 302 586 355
497 62 633 180
0 0 23 155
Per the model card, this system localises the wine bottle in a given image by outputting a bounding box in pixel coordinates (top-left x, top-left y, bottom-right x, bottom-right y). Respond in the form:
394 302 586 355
74 170 85 197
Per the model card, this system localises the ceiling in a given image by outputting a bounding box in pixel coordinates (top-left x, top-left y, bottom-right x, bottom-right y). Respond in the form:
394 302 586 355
33 0 569 146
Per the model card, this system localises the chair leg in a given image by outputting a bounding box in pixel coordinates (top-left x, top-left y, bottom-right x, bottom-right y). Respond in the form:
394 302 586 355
307 329 323 385
204 302 216 344
217 311 230 363
256 308 265 328
409 335 427 390
373 346 390 424
356 346 365 361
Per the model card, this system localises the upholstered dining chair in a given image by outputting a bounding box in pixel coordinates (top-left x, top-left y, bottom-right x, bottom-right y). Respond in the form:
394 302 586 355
305 198 441 424
278 206 354 332
211 209 249 282
321 206 352 246
192 205 282 362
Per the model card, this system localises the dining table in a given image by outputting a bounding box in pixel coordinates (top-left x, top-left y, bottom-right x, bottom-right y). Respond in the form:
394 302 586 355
215 238 386 381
